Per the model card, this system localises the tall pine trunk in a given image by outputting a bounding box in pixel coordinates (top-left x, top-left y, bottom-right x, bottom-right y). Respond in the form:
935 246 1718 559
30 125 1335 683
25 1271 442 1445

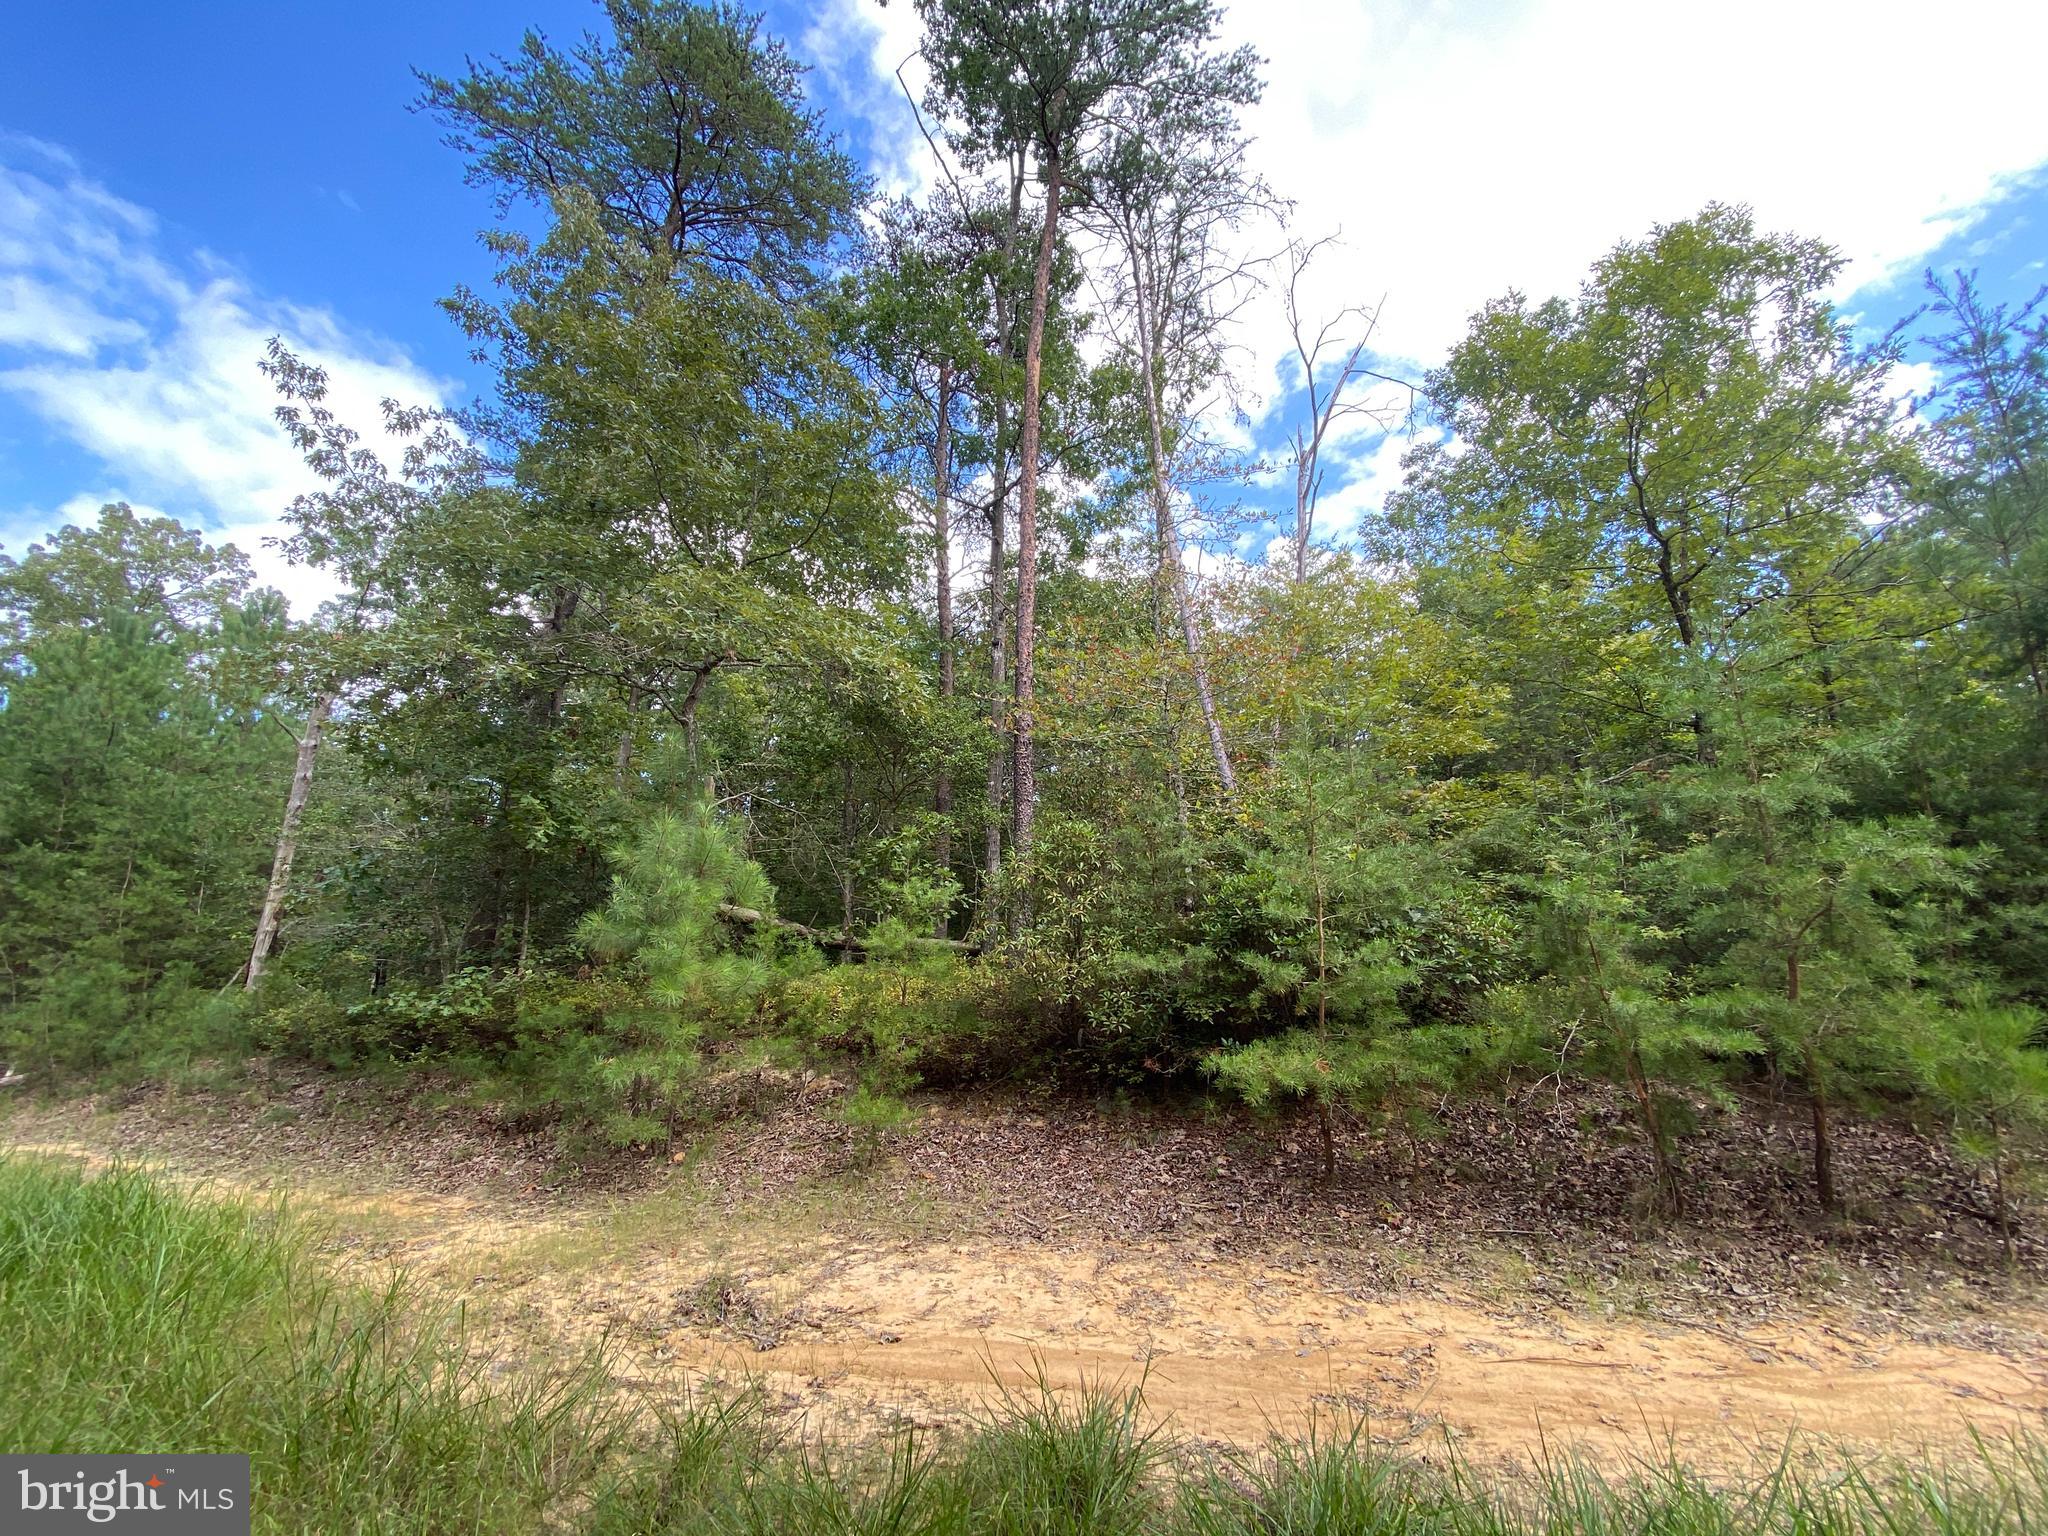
1790 953 1839 1214
985 451 1008 899
983 159 1024 912
246 692 332 989
1010 149 1062 894
932 362 955 938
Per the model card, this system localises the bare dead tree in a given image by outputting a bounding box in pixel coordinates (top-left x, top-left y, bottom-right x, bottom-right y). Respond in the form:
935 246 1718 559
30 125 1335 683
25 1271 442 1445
247 692 333 989
1281 236 1414 582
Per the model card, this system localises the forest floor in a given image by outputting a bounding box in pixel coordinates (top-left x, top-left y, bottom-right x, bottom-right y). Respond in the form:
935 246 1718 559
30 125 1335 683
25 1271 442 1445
3 1065 2044 1474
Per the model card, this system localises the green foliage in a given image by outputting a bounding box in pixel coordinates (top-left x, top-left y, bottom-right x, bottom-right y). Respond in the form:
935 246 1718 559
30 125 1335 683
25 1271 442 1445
342 967 521 1060
0 509 293 1076
782 853 992 1138
1900 273 2048 998
567 797 784 1145
1650 630 1979 1208
7 0 2048 1226
0 1158 620 1533
1912 995 2048 1261
418 0 860 292
916 0 1258 177
1480 793 1756 1215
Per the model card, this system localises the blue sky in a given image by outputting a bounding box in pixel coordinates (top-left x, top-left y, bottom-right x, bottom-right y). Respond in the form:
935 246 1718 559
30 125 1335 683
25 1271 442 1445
3 0 2046 607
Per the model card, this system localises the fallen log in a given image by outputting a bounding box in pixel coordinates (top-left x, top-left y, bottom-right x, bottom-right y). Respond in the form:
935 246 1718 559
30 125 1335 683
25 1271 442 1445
0 1066 25 1089
716 903 980 957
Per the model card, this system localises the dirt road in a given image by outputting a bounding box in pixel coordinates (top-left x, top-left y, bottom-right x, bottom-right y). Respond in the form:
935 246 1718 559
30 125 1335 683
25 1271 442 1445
8 1129 2044 1469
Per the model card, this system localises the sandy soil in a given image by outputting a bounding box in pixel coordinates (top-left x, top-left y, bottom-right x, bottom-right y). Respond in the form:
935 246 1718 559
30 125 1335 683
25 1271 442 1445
9 1130 2044 1471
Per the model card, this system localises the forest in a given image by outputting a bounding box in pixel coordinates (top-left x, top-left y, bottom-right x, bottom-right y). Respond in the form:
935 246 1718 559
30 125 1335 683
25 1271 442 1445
2 0 2045 1247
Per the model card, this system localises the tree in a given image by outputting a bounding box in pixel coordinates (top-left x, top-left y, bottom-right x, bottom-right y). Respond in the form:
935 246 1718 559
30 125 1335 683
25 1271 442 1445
1385 204 1912 767
1915 272 2048 699
418 0 860 292
1901 274 2048 998
575 792 783 1145
0 510 292 1069
1078 106 1269 798
1913 995 2048 1266
1279 237 1407 583
1658 630 1972 1212
243 341 474 989
916 0 1258 877
1205 733 1424 1177
332 1 916 992
1205 559 1500 1174
847 200 997 933
1485 793 1751 1218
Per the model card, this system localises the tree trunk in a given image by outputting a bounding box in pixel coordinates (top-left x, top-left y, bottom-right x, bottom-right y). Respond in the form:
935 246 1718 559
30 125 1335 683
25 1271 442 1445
983 161 1024 911
1625 1046 1682 1218
985 459 1008 900
1809 1083 1837 1215
246 692 332 990
1129 250 1235 797
933 361 955 937
516 853 535 972
839 758 857 946
1294 439 1313 585
1993 1133 2016 1269
1790 955 1839 1215
615 684 639 792
1803 1039 1839 1216
1010 148 1062 896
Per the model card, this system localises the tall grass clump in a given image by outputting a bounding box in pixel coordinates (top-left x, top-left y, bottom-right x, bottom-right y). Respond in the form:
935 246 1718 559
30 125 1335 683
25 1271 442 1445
0 1156 620 1534
585 1375 1159 1536
1175 1428 2048 1536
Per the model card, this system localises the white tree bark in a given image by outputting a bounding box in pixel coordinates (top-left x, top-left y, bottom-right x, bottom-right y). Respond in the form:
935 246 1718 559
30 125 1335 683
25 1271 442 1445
1010 149 1062 876
1129 249 1236 796
246 692 333 989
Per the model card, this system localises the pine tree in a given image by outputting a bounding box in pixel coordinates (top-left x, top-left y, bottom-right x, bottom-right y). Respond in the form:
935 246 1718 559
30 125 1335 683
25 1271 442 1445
1912 995 2048 1266
1657 630 1973 1213
915 0 1257 882
576 796 781 1144
1486 791 1753 1218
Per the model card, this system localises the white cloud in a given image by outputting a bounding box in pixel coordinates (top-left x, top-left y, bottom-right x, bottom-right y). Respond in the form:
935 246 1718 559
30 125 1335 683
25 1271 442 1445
1309 428 1431 543
0 275 147 357
802 0 932 200
809 0 2048 541
1215 0 2048 386
0 135 458 615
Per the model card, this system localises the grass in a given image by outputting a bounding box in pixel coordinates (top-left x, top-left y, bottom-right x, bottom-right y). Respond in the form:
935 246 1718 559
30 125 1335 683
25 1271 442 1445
3 1153 2045 1534
0 1156 623 1533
